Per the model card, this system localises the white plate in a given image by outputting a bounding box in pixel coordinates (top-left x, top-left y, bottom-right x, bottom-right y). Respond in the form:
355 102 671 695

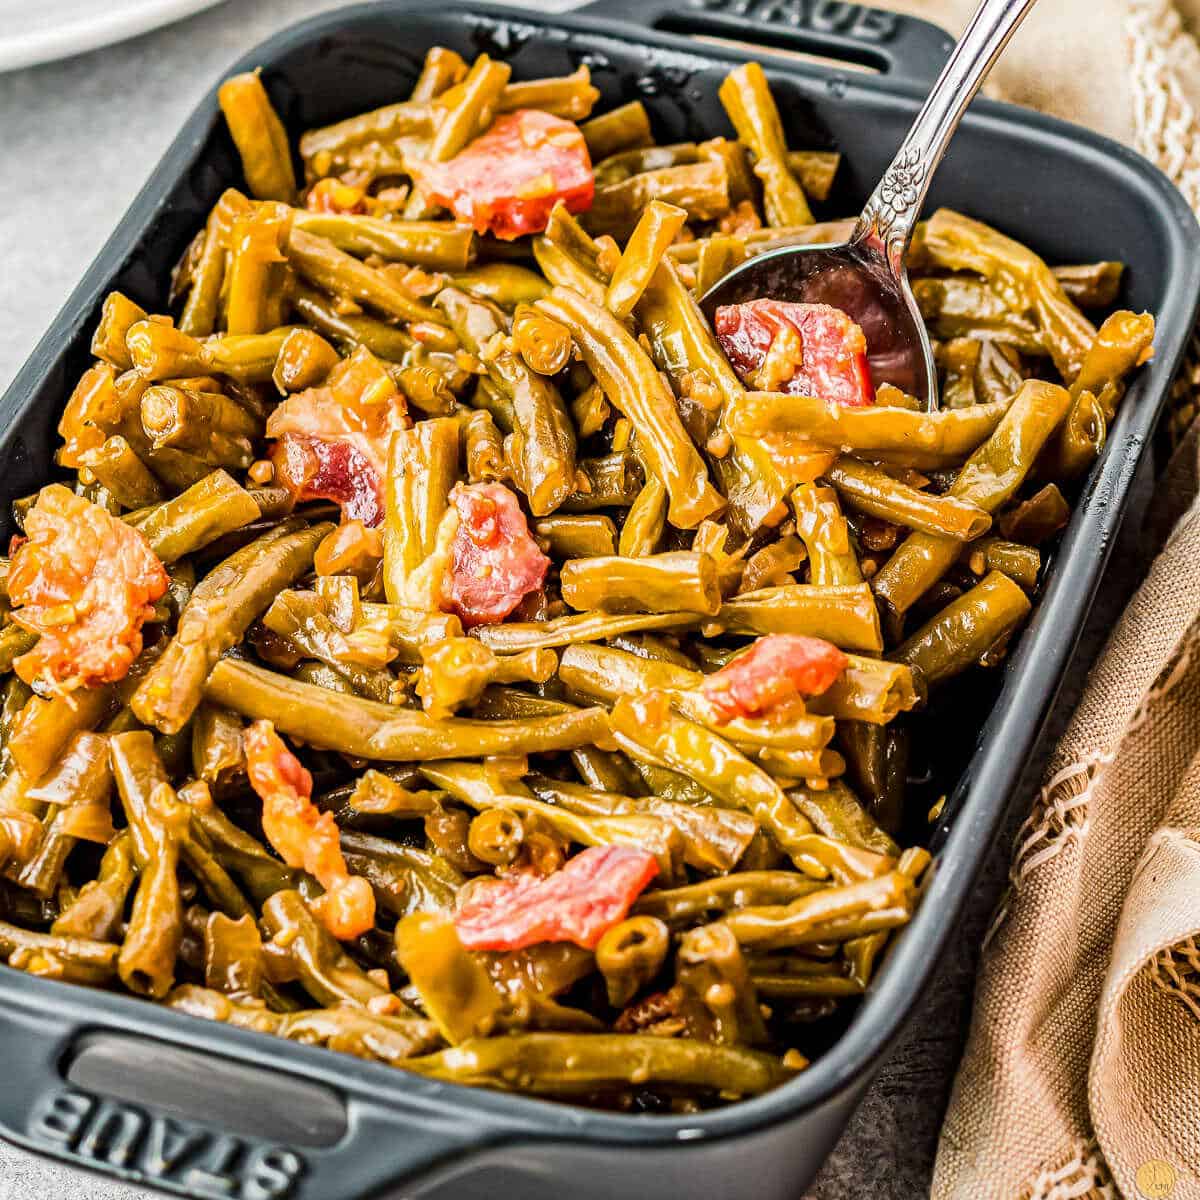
0 0 226 72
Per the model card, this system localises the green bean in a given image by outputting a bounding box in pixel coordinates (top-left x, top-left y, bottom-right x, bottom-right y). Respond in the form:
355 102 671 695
872 379 1070 614
1053 261 1124 308
225 203 292 335
560 452 644 512
340 830 462 919
141 384 259 456
289 285 415 361
913 277 1045 354
109 732 189 997
50 830 135 942
263 590 396 703
272 328 339 392
218 72 296 203
497 65 600 120
533 514 617 559
474 609 698 653
132 521 332 733
529 776 756 874
695 233 747 297
606 201 688 319
806 654 919 725
580 101 653 160
511 304 572 376
791 484 862 587
80 436 165 508
299 99 434 176
0 626 37 677
784 149 840 202
618 477 667 557
355 602 463 665
0 919 120 981
382 417 458 604
92 292 148 371
893 570 1032 687
922 208 1096 381
996 483 1070 545
963 538 1041 589
410 45 468 102
10 685 113 784
180 191 250 336
427 55 511 164
395 913 508 1043
287 228 444 328
676 922 767 1045
587 163 729 241
595 142 701 187
436 288 575 515
450 263 550 309
129 469 261 563
560 552 721 616
260 890 401 1012
723 870 913 951
126 321 297 384
291 211 474 271
610 692 886 883
190 703 245 788
717 583 883 653
537 286 722 528
596 916 670 1008
459 408 505 484
787 780 898 857
403 1032 796 1097
718 63 813 226
205 657 610 760
973 340 1025 405
826 458 992 541
725 391 1008 470
669 219 858 266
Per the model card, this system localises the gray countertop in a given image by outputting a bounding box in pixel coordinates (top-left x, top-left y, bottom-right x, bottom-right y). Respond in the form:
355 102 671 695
0 3 1142 1195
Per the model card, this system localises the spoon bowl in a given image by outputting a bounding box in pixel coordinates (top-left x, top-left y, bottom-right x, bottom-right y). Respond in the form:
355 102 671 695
699 235 936 403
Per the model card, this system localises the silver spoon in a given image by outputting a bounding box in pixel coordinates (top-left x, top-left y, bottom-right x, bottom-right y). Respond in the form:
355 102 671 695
700 0 1039 409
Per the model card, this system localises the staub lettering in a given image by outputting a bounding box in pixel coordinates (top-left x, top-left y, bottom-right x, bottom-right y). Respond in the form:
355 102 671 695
29 1089 305 1200
685 0 899 41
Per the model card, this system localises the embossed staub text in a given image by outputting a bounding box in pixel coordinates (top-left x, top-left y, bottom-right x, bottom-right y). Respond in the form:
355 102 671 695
29 1088 306 1199
683 0 899 42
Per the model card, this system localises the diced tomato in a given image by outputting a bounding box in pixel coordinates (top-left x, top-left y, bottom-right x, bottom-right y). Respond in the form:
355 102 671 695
444 482 549 627
699 634 848 723
454 845 659 951
412 110 593 240
266 346 409 527
715 300 875 406
8 485 168 690
245 720 376 940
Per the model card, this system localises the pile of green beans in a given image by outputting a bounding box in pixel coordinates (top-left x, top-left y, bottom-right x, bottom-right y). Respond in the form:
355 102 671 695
0 46 1154 1114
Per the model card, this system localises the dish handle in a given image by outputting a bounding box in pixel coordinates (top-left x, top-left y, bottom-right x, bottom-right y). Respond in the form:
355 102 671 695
0 985 523 1200
573 0 952 86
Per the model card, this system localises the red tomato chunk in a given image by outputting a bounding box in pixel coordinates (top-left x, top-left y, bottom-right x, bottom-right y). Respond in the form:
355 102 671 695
445 482 549 626
454 845 660 951
413 110 594 240
700 634 848 723
715 299 875 407
8 485 168 690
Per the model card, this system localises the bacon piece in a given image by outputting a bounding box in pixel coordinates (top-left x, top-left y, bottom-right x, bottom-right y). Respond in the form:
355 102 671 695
413 110 593 240
266 346 409 527
444 482 549 627
8 485 168 690
244 721 376 940
454 845 659 952
715 300 875 406
699 634 848 723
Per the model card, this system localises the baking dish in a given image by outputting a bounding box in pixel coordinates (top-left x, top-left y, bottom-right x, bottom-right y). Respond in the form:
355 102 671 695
0 2 1196 1197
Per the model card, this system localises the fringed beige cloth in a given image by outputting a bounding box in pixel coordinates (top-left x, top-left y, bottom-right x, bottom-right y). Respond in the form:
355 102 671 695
878 1 1200 1196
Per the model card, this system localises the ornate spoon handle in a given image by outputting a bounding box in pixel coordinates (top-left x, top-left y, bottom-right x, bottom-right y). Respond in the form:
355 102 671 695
853 0 1039 269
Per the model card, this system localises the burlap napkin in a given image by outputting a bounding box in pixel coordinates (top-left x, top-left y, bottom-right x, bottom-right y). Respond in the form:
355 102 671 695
870 1 1200 1196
